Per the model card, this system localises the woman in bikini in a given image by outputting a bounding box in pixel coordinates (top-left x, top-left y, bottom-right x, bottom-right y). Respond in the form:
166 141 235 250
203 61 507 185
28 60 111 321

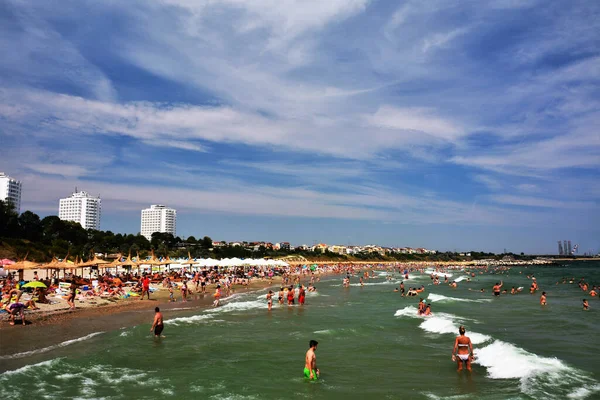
452 325 474 372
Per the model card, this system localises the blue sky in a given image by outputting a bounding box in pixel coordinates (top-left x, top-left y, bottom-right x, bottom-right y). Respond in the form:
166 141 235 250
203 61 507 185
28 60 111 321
0 0 598 254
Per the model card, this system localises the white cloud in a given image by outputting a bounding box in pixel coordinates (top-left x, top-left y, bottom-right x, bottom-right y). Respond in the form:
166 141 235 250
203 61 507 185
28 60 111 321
422 28 469 53
490 195 597 209
473 174 504 190
366 106 464 141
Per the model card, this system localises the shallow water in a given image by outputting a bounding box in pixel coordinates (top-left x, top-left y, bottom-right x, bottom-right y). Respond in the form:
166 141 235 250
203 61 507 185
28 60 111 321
1 261 599 399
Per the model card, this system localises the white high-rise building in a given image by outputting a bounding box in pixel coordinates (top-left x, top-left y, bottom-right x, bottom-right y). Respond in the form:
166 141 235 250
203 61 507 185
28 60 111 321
0 172 22 213
58 191 101 230
141 205 177 240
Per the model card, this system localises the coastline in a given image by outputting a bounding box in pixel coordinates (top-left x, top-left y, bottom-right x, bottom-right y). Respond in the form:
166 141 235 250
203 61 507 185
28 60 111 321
0 278 281 362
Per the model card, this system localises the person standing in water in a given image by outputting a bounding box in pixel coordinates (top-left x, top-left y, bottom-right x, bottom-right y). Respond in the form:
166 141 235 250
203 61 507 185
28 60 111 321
452 326 473 372
150 307 164 338
492 281 503 296
266 290 273 311
304 340 319 380
298 285 306 306
540 291 547 306
582 299 589 310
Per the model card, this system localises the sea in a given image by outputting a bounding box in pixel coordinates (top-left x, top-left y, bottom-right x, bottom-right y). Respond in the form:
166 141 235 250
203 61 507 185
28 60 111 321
1 261 599 400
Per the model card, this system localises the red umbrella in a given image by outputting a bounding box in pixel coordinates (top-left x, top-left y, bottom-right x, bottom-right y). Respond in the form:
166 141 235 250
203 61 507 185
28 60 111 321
0 259 15 266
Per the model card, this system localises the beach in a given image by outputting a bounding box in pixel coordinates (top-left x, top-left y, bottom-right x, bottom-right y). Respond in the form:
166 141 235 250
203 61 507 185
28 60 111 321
1 260 599 399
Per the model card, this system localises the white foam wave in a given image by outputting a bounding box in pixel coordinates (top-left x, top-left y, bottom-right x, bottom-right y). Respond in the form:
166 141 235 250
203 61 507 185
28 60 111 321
313 329 333 334
349 281 399 287
396 307 599 399
0 332 104 360
476 340 600 399
207 300 266 313
427 293 490 303
394 306 420 318
425 270 453 278
395 307 489 344
168 314 214 325
453 276 468 282
0 358 60 376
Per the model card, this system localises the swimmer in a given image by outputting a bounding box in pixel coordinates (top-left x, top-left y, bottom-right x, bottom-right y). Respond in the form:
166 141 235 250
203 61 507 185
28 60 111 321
449 281 457 288
582 299 589 310
424 304 432 316
150 307 164 338
510 287 516 295
540 291 547 306
417 298 425 315
452 326 473 372
589 289 597 297
393 288 399 292
304 340 320 380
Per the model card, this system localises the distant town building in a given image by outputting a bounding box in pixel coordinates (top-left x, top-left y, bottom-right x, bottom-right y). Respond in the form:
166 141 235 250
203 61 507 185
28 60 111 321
557 241 564 255
0 172 22 213
141 205 177 241
59 190 101 230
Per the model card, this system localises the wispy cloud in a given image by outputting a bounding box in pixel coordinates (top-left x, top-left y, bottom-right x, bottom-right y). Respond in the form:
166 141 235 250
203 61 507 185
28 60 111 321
0 0 599 251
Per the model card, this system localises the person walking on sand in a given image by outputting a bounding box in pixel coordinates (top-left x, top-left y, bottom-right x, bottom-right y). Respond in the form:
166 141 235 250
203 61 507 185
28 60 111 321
452 326 473 372
67 280 77 310
304 340 320 380
213 285 221 307
150 307 164 338
181 280 188 302
140 275 151 300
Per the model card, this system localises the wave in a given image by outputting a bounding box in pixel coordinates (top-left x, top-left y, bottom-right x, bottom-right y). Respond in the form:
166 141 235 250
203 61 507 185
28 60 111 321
0 358 60 376
207 300 266 313
476 340 600 399
395 307 600 399
168 314 214 325
427 293 491 304
425 270 453 278
453 276 468 282
348 281 400 287
0 332 104 360
1 359 175 398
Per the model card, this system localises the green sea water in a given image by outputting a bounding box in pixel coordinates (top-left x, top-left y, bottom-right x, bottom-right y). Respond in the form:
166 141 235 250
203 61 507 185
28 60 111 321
1 261 599 400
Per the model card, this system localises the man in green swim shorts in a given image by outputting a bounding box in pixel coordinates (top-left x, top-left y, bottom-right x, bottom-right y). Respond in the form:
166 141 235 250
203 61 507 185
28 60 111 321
304 340 319 380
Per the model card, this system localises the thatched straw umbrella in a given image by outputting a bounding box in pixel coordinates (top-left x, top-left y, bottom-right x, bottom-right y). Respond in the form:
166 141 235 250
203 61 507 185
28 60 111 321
4 258 42 281
78 255 110 279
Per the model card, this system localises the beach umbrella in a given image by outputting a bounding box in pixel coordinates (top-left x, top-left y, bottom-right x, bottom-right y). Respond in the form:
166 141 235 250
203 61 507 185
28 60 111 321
0 259 15 266
4 260 41 270
22 281 47 289
78 255 110 267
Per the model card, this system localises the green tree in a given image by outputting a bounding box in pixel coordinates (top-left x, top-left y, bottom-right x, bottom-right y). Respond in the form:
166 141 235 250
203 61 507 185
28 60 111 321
0 200 20 238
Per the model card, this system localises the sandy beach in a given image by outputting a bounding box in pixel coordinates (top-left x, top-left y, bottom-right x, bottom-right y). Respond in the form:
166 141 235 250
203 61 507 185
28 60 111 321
0 277 282 358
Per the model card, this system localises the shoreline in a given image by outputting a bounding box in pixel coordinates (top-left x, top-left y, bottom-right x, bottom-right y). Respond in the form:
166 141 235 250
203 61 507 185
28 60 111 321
0 278 281 362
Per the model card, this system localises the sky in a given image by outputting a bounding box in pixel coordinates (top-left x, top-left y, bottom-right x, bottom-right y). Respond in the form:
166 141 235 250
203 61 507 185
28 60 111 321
0 0 598 254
